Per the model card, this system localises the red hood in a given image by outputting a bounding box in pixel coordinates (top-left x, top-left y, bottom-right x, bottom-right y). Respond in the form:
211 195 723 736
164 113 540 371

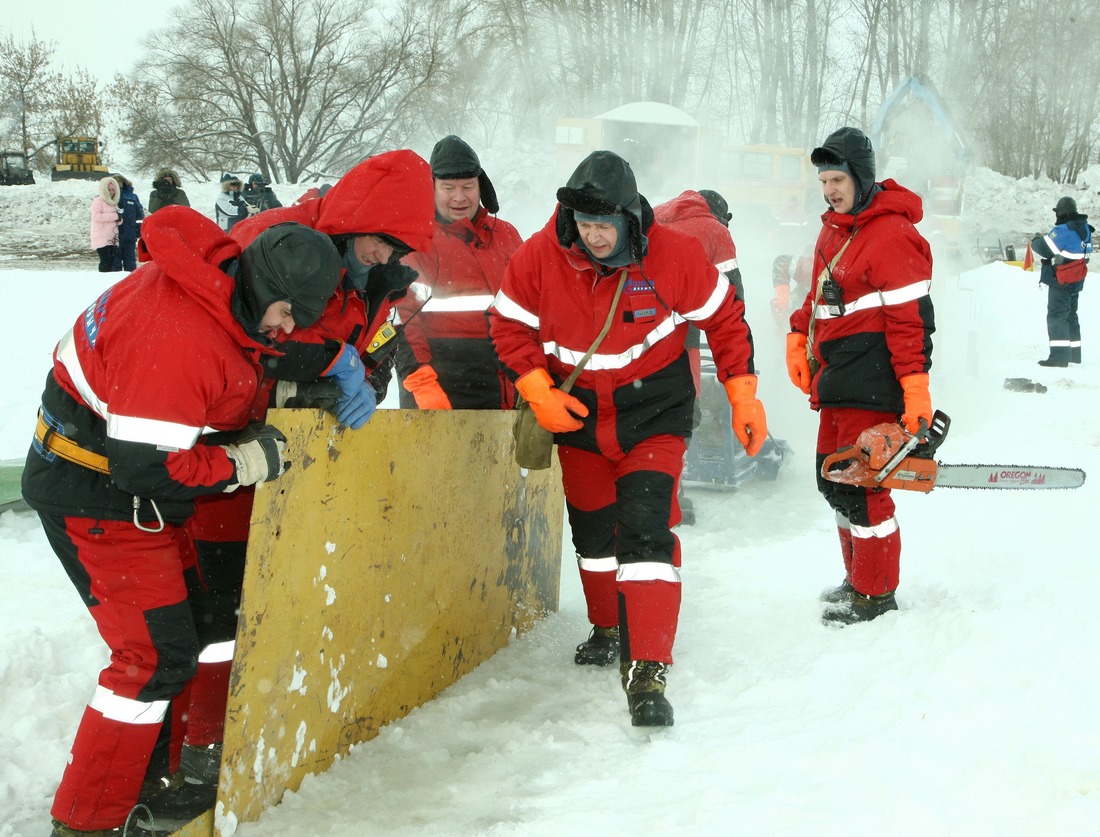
140 205 262 351
317 149 434 252
653 190 714 225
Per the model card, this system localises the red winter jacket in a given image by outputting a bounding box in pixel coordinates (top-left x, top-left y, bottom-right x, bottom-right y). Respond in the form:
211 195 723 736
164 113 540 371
22 205 276 525
231 149 435 373
395 207 523 407
489 207 755 455
789 179 934 412
653 191 738 277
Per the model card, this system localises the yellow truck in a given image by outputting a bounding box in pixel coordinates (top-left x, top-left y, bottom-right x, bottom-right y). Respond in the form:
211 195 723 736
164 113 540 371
51 135 109 181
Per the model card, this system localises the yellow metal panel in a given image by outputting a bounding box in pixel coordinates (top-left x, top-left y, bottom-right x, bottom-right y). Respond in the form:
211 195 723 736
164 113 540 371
210 409 563 834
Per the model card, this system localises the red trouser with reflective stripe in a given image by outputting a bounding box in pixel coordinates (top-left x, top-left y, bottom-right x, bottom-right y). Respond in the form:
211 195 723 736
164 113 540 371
38 514 200 830
558 434 685 663
815 407 902 595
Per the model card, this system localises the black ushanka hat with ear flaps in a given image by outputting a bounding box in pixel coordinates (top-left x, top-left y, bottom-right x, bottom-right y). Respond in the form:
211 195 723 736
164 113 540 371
429 135 499 214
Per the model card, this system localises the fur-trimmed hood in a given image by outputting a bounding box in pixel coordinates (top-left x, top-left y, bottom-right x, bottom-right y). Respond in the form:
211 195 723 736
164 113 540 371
97 176 120 206
154 168 182 188
554 150 651 264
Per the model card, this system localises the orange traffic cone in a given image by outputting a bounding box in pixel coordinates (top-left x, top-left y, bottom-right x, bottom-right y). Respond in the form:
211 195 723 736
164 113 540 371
1022 242 1034 271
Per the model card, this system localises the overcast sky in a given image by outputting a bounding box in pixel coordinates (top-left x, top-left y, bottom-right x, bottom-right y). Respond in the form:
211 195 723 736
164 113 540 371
12 3 176 81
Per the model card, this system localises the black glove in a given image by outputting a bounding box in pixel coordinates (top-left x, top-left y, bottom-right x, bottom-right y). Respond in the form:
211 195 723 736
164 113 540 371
274 379 343 411
366 354 395 401
367 261 419 295
221 424 289 488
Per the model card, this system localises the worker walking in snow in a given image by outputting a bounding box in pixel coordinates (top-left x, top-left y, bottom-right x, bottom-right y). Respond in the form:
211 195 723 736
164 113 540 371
1032 196 1092 367
490 150 766 727
786 126 935 626
22 210 342 837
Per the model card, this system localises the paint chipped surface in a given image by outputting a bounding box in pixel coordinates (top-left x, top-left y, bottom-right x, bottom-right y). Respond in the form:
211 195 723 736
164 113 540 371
292 721 308 767
327 653 350 712
252 730 266 782
324 584 336 606
325 542 336 554
214 800 238 836
288 665 307 695
376 653 388 669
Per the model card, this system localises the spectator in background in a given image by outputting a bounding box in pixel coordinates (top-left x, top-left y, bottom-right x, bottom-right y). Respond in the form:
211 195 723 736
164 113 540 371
242 172 282 214
111 173 145 272
90 175 122 272
148 168 190 214
395 135 523 410
215 173 249 232
1032 196 1093 367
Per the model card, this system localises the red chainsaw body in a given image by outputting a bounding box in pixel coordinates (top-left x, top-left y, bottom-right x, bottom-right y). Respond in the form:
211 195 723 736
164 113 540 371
821 422 939 492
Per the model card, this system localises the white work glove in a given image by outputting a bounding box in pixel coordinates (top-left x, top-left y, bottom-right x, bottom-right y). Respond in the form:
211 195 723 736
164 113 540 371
222 425 289 490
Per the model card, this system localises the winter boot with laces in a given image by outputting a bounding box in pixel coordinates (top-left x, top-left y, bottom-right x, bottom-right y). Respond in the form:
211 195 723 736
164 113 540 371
138 770 217 822
50 807 171 837
574 625 620 666
819 578 856 604
621 660 674 727
821 589 898 626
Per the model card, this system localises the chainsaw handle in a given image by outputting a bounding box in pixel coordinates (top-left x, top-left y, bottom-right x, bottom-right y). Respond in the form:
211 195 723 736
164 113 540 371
916 410 950 457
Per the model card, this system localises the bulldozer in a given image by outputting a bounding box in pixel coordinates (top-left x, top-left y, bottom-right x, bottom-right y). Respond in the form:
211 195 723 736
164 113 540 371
50 135 109 181
0 151 34 185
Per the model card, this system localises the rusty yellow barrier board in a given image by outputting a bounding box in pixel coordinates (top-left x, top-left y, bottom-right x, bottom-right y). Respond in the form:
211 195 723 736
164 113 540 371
190 409 563 836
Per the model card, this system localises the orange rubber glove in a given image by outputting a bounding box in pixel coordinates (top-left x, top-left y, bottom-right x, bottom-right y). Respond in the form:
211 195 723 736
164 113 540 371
785 332 812 394
900 373 932 434
402 364 452 410
515 368 588 433
723 374 768 457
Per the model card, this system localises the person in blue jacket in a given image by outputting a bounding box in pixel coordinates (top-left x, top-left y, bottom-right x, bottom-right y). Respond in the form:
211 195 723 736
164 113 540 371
110 174 145 271
1032 197 1093 367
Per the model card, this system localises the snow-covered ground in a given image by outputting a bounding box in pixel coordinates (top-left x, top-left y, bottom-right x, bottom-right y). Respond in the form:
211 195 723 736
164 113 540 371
1 165 1099 836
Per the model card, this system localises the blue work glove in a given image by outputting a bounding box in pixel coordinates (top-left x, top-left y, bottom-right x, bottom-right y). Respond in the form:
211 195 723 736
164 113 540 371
322 343 377 429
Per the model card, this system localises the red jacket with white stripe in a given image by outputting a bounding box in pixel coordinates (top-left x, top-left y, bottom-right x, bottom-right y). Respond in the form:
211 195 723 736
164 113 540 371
22 206 276 525
489 207 755 455
789 179 934 412
394 209 522 406
653 191 738 276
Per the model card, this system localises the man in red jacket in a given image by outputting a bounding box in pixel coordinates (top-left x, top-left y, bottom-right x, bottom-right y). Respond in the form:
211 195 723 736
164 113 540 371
397 135 523 410
22 210 342 836
786 126 935 626
179 149 435 787
489 150 767 726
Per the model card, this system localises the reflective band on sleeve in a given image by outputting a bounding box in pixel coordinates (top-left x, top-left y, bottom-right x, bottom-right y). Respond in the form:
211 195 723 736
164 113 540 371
491 291 540 329
420 294 496 313
681 277 728 322
1044 234 1087 261
197 640 235 664
849 517 899 539
107 413 203 451
617 561 682 583
577 555 619 572
715 258 739 273
90 685 170 724
814 279 931 321
55 328 108 420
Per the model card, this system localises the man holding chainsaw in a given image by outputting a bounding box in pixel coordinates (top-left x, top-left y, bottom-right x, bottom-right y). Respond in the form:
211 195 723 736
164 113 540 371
786 126 935 626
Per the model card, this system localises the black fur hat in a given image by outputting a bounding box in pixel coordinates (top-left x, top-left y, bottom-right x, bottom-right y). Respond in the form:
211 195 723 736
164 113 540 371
555 150 650 264
811 127 876 211
698 189 732 226
234 223 342 333
429 135 499 214
1054 196 1078 222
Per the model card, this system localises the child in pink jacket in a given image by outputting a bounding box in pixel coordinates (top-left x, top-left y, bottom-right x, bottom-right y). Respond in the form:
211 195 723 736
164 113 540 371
90 176 122 272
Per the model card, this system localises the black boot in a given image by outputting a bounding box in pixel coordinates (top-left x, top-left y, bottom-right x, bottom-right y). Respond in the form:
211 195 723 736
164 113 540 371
819 579 855 604
574 625 620 665
138 771 216 822
1070 346 1082 364
1039 346 1070 367
621 660 674 727
180 742 223 785
822 589 898 626
51 810 171 837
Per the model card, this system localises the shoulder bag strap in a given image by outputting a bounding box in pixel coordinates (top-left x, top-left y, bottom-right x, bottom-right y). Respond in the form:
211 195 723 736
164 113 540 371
560 270 628 394
806 232 857 366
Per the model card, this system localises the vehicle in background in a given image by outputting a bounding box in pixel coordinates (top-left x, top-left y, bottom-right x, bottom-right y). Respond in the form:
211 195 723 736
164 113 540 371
50 136 110 181
0 151 35 185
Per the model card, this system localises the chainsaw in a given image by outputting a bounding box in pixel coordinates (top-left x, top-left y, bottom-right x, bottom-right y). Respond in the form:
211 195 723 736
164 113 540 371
820 410 1086 491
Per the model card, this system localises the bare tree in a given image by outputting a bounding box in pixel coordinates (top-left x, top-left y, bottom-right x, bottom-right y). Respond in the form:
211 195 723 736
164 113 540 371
114 0 466 182
0 31 60 162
